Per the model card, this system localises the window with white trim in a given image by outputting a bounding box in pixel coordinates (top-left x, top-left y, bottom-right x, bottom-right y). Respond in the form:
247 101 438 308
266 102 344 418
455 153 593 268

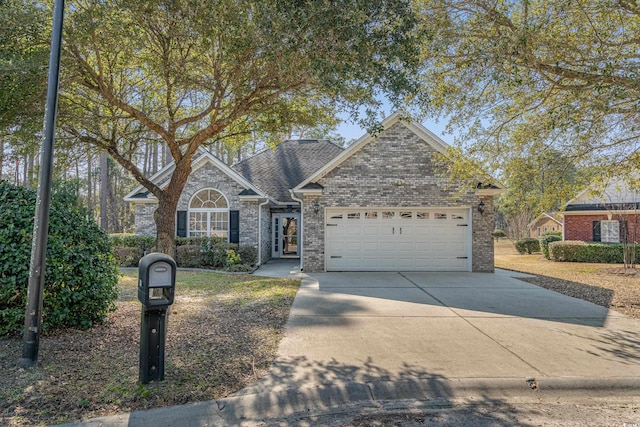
601 220 620 243
188 189 229 239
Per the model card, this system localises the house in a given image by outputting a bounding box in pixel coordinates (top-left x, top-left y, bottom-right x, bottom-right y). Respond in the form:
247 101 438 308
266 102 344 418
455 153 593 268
124 112 503 272
528 212 563 238
562 179 639 243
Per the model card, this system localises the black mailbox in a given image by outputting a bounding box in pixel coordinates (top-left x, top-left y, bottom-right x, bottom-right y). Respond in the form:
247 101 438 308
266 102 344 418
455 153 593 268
138 253 176 308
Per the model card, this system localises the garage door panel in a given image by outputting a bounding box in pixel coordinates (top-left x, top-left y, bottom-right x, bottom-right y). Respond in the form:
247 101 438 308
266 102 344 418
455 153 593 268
326 208 471 272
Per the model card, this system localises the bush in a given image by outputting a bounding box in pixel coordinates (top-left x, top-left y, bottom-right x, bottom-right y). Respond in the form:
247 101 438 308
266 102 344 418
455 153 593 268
175 237 237 268
175 245 203 267
0 181 119 336
225 263 253 272
225 249 241 266
539 235 562 259
113 246 143 267
514 238 541 254
549 241 640 263
237 245 258 265
109 233 156 253
492 229 507 241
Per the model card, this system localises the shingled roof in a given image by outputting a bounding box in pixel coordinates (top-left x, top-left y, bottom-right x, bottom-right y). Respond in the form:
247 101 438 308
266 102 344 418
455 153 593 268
232 140 343 202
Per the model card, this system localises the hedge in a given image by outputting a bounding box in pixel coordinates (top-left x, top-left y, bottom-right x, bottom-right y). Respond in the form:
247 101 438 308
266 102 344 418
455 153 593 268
0 181 119 336
539 235 562 259
549 241 640 264
515 238 540 254
110 234 258 268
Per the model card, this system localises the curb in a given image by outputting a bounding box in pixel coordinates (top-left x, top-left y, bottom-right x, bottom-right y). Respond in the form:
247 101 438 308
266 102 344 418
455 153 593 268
57 376 640 427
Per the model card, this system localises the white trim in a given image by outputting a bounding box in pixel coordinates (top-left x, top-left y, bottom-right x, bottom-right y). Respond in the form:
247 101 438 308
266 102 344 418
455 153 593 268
561 210 640 216
124 151 267 202
476 188 505 196
295 188 323 195
187 188 230 239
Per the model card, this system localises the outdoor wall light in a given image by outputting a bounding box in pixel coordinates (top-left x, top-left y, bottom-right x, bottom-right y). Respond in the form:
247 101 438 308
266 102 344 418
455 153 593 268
313 200 320 214
477 200 485 215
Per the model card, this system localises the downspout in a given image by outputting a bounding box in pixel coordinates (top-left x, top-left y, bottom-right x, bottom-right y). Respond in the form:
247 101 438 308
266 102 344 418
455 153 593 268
289 189 304 271
257 198 270 266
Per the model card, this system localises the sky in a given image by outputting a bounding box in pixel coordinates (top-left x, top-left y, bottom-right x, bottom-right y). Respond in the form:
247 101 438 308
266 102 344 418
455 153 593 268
335 108 457 146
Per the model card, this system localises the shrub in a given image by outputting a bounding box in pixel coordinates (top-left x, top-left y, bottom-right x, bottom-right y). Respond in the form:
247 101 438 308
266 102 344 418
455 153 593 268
226 249 241 266
226 263 253 272
539 235 562 259
175 245 203 267
175 237 237 268
0 181 119 336
109 233 156 253
237 245 258 265
492 229 507 241
514 238 541 254
549 241 640 263
113 246 143 267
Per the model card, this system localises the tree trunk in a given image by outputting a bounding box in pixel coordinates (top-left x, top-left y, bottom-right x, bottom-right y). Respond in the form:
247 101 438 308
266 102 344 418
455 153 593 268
100 151 108 231
87 151 93 217
153 159 192 256
0 139 4 177
152 142 158 175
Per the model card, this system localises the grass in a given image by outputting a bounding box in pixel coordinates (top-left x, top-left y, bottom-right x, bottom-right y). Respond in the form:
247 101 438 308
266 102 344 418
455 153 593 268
0 270 300 426
495 240 640 318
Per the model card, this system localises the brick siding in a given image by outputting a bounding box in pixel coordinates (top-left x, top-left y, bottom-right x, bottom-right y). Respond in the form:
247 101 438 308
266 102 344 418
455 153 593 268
564 213 640 242
302 122 494 273
133 162 260 250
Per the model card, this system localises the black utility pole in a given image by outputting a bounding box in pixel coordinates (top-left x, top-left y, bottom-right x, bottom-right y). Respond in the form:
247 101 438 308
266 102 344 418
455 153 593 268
21 0 65 367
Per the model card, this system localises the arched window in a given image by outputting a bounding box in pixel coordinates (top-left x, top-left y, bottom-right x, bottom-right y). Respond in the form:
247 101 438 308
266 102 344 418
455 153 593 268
188 189 229 239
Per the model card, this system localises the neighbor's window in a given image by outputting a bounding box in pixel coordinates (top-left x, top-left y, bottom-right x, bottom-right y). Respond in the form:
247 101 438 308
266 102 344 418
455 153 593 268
601 220 620 243
188 189 229 239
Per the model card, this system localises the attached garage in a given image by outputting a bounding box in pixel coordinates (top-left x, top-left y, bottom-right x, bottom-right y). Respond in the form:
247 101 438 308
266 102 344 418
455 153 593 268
325 207 471 271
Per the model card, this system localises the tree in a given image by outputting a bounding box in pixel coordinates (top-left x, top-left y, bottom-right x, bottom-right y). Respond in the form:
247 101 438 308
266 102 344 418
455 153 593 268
414 0 640 180
59 0 425 254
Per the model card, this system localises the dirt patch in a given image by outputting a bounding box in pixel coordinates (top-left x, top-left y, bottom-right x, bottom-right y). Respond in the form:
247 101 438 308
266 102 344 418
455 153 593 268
598 267 639 277
0 271 299 426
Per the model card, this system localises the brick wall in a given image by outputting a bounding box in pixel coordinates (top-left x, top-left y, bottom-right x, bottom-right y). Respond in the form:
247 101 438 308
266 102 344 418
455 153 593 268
302 122 494 273
133 161 260 249
565 213 640 242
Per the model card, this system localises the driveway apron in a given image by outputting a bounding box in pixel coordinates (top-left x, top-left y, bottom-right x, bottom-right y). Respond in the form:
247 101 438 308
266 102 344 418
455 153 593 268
245 269 640 394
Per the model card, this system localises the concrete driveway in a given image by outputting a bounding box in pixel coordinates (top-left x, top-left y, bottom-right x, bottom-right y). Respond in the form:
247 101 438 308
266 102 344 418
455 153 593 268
243 267 640 398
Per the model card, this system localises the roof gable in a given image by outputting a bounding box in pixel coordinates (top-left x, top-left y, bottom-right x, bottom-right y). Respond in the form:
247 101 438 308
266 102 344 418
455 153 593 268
124 150 266 202
564 178 640 212
294 111 504 194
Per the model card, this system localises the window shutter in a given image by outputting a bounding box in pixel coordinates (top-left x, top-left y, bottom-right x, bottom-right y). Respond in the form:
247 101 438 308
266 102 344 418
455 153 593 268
176 210 187 237
592 221 601 242
229 210 240 244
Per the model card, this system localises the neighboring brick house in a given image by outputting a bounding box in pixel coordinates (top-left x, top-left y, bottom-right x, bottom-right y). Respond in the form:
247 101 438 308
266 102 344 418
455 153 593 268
562 179 640 243
528 212 563 238
125 112 503 272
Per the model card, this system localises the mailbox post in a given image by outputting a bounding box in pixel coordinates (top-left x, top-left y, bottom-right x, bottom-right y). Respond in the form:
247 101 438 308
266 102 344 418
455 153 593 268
138 253 176 384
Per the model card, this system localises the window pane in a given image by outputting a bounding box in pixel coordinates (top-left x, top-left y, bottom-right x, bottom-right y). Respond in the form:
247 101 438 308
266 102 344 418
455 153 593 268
347 212 361 219
435 213 447 220
365 211 378 219
400 212 412 219
416 211 429 219
382 211 395 219
190 189 227 209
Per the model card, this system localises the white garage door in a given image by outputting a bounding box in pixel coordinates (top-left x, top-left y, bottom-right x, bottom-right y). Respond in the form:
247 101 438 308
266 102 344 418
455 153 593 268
325 208 471 271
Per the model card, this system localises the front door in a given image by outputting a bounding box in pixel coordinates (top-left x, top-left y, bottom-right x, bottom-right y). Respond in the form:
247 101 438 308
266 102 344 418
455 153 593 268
272 214 300 258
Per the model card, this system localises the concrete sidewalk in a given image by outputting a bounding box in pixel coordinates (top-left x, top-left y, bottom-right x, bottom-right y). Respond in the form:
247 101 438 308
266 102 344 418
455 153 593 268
61 266 640 426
